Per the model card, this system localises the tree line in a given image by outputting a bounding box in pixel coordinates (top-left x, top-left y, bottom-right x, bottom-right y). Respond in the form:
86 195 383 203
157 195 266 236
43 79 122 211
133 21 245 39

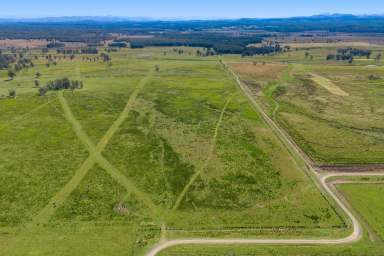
242 41 283 56
326 47 380 63
38 78 83 96
128 32 265 54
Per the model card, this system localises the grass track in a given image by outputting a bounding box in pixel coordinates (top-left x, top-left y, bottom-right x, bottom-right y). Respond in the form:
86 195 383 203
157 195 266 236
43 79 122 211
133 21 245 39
171 95 233 212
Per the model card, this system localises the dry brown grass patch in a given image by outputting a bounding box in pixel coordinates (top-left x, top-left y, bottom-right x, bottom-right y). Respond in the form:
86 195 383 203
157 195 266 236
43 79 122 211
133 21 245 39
229 62 286 79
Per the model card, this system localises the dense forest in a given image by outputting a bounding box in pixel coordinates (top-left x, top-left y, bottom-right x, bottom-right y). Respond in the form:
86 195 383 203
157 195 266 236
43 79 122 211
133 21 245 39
128 33 264 54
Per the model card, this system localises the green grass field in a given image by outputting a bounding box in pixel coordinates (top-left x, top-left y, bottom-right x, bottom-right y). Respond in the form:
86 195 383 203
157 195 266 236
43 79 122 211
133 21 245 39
159 181 384 256
339 183 384 240
0 47 352 255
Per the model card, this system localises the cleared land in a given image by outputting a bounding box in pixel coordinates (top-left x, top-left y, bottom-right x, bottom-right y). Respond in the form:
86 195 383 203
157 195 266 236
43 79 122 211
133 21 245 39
0 47 351 256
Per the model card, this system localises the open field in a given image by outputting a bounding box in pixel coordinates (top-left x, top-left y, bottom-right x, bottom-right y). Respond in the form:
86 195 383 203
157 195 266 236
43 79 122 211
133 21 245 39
0 47 354 255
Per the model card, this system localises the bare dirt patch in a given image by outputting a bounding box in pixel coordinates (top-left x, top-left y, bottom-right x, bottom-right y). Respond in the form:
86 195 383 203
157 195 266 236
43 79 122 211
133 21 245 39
113 202 130 215
229 62 286 79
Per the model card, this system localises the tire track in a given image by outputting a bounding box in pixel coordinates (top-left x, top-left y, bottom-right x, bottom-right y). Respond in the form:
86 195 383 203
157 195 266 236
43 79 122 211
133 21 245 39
29 71 157 227
171 96 232 212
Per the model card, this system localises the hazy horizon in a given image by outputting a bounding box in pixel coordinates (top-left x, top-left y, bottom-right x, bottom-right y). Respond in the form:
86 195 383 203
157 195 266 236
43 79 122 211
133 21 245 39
1 13 384 22
1 0 383 19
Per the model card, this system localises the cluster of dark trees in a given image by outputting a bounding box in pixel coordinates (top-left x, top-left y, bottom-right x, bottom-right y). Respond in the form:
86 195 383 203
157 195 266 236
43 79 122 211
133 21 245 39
56 49 80 54
0 52 15 69
100 53 111 62
38 78 83 96
13 58 34 71
80 47 98 54
55 47 98 54
338 48 372 58
326 48 373 62
242 41 282 56
46 41 65 48
108 41 127 48
196 48 216 56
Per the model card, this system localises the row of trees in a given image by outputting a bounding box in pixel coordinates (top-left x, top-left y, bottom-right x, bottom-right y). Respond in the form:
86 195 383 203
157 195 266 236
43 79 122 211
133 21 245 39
44 47 98 55
242 41 282 56
326 48 380 62
108 41 128 48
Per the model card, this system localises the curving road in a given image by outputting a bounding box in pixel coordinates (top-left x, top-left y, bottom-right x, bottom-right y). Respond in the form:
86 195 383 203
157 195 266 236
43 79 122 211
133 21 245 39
147 171 384 256
145 62 384 256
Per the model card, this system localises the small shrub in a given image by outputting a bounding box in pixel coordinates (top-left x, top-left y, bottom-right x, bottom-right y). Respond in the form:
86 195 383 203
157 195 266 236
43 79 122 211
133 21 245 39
8 89 16 98
273 85 287 98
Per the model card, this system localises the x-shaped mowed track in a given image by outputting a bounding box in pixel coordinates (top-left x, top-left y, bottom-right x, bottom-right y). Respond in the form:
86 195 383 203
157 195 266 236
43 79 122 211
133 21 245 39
28 70 160 229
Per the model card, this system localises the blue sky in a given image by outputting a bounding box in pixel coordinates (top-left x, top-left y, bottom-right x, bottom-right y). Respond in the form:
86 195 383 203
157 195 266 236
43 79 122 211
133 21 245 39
1 0 383 19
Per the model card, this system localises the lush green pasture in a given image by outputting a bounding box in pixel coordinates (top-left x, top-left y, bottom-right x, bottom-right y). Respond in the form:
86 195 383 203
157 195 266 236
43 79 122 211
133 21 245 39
339 183 384 240
228 45 384 164
0 47 349 255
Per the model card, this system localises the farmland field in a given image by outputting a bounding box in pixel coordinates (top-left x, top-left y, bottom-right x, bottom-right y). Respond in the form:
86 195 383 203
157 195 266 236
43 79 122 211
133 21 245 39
0 47 352 255
226 45 384 164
